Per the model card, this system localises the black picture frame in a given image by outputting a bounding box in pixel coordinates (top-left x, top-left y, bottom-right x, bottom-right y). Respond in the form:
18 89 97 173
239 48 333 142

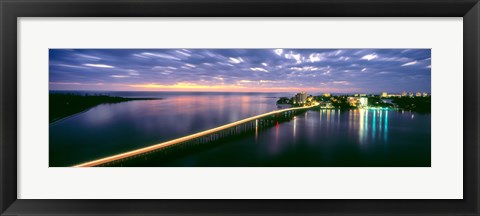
1 0 479 215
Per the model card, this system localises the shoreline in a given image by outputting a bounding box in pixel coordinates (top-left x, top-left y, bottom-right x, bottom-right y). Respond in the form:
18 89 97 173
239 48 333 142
49 94 162 124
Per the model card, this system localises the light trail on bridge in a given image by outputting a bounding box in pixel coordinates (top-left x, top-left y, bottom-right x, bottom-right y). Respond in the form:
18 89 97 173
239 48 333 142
73 104 319 167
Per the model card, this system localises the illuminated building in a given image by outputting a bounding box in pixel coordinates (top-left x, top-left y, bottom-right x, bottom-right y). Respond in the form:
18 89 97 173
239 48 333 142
422 92 428 97
401 91 407 97
388 94 401 97
326 102 334 109
381 92 388 98
348 97 359 107
295 92 307 104
319 101 333 109
416 92 422 97
359 94 367 97
323 93 331 97
409 92 414 97
359 97 368 108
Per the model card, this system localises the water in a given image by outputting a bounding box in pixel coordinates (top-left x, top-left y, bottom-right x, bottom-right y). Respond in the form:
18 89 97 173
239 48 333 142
49 92 431 167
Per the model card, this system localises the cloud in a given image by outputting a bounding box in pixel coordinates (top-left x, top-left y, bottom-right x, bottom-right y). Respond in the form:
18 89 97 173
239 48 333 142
332 81 350 85
152 66 177 71
83 64 114 68
361 53 378 61
274 49 283 56
260 80 282 83
136 52 181 60
376 72 392 75
53 64 89 69
50 82 103 86
290 66 321 71
160 71 173 75
75 54 101 60
381 57 411 62
50 49 431 93
401 61 417 66
284 51 302 64
111 75 129 78
229 57 244 64
128 70 140 76
307 53 324 62
133 54 150 59
338 56 350 61
250 67 269 72
217 62 234 67
176 50 191 57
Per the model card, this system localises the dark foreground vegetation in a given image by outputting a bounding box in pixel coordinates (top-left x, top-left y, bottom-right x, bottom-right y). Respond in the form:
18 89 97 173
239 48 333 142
392 96 431 113
50 93 160 123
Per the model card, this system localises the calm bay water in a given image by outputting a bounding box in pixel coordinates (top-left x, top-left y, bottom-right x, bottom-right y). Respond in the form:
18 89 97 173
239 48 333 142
49 91 431 167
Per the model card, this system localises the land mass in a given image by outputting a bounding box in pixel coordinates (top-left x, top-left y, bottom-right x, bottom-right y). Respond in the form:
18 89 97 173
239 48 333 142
49 93 161 123
277 94 431 113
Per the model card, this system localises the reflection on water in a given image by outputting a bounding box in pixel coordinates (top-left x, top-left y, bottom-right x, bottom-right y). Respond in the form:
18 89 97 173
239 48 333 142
49 92 431 167
325 110 390 146
372 110 376 141
385 111 389 142
50 92 281 166
355 109 390 144
160 108 430 167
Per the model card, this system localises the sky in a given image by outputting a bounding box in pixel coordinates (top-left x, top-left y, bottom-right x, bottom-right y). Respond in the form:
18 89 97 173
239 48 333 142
49 49 431 93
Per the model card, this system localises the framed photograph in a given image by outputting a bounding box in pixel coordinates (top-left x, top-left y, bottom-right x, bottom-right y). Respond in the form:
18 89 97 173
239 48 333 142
49 48 433 168
1 0 479 215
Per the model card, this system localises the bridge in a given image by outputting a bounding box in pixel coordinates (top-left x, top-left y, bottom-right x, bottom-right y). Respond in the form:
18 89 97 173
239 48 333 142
73 104 319 167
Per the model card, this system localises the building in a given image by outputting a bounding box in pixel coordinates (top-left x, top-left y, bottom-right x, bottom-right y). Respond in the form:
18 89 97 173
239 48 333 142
295 92 307 104
347 97 358 107
323 93 331 97
354 94 359 97
422 92 428 97
359 93 367 97
401 91 407 97
319 101 334 109
381 92 388 98
387 94 401 97
359 97 368 108
416 92 422 97
408 92 414 97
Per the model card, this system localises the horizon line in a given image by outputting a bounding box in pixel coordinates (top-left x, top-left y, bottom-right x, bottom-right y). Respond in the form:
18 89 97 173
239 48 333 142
49 89 431 94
